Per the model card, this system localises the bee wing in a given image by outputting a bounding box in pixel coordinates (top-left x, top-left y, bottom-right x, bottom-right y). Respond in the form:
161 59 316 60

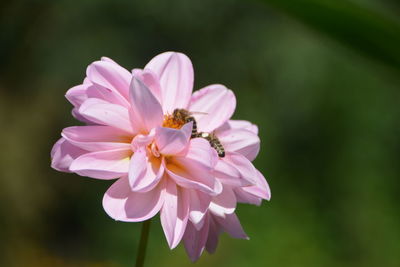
189 111 208 115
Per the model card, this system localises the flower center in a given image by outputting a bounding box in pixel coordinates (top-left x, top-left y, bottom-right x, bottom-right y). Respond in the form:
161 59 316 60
162 114 185 129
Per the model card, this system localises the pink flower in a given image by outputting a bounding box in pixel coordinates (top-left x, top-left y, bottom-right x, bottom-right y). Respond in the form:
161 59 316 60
51 52 270 259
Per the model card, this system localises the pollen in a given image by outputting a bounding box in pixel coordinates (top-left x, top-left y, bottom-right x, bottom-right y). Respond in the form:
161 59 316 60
162 114 185 129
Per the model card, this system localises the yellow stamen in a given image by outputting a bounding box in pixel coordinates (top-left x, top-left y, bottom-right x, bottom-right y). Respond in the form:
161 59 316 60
162 114 185 129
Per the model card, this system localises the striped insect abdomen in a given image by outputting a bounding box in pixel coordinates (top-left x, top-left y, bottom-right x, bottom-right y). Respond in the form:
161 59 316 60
185 116 198 138
210 137 225 157
197 132 225 158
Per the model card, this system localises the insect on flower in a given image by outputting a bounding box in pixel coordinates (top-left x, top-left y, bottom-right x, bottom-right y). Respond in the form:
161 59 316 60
163 108 204 138
196 131 225 157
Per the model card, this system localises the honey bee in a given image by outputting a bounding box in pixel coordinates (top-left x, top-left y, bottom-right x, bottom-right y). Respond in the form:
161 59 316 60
196 132 225 158
172 109 198 137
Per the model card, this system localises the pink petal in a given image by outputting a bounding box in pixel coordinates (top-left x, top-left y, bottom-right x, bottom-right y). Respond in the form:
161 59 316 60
214 159 253 187
188 190 212 229
166 167 215 195
189 84 236 132
233 187 262 206
69 149 131 179
144 52 194 113
155 122 192 156
51 138 87 172
102 176 166 222
65 83 90 108
217 128 260 161
66 83 91 123
132 68 162 104
217 119 259 135
209 186 236 216
128 148 164 192
214 179 223 195
86 83 130 108
160 179 190 249
86 60 131 100
223 152 257 185
214 213 248 239
100 56 117 63
183 215 210 262
242 169 271 201
62 126 132 152
130 131 155 152
71 108 93 124
205 216 220 254
166 138 218 195
79 98 133 134
129 76 164 133
179 137 218 169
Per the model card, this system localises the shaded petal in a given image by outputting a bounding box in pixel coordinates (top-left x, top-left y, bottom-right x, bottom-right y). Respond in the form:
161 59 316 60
233 187 262 206
51 138 87 172
130 131 155 152
209 186 236 216
128 148 164 192
66 83 91 123
214 213 248 239
223 152 257 185
129 76 163 133
188 190 212 229
71 108 93 124
183 215 210 262
100 56 117 64
155 122 192 156
145 52 193 113
86 60 131 100
166 138 218 194
65 83 90 108
214 159 253 187
217 119 259 135
174 137 218 169
102 176 166 222
79 98 133 134
205 216 220 254
217 128 260 161
69 149 131 179
160 180 190 249
214 179 223 195
189 84 236 132
166 167 215 195
62 126 132 152
132 68 162 104
86 83 130 108
242 169 271 201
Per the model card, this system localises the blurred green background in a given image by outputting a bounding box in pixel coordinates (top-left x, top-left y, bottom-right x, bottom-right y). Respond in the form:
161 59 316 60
1 0 399 266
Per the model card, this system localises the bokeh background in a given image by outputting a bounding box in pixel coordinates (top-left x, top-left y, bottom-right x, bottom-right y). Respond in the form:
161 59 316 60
1 0 399 266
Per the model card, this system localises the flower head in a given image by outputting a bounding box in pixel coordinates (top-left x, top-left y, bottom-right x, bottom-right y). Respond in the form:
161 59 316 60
51 52 270 260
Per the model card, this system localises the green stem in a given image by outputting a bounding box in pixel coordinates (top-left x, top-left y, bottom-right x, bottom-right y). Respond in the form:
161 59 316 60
135 219 152 267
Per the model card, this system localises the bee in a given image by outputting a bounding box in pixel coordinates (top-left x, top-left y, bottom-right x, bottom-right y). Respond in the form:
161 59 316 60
196 132 225 158
172 109 198 137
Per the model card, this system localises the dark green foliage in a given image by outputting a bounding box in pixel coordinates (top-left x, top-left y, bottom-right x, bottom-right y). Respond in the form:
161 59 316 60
0 0 399 266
